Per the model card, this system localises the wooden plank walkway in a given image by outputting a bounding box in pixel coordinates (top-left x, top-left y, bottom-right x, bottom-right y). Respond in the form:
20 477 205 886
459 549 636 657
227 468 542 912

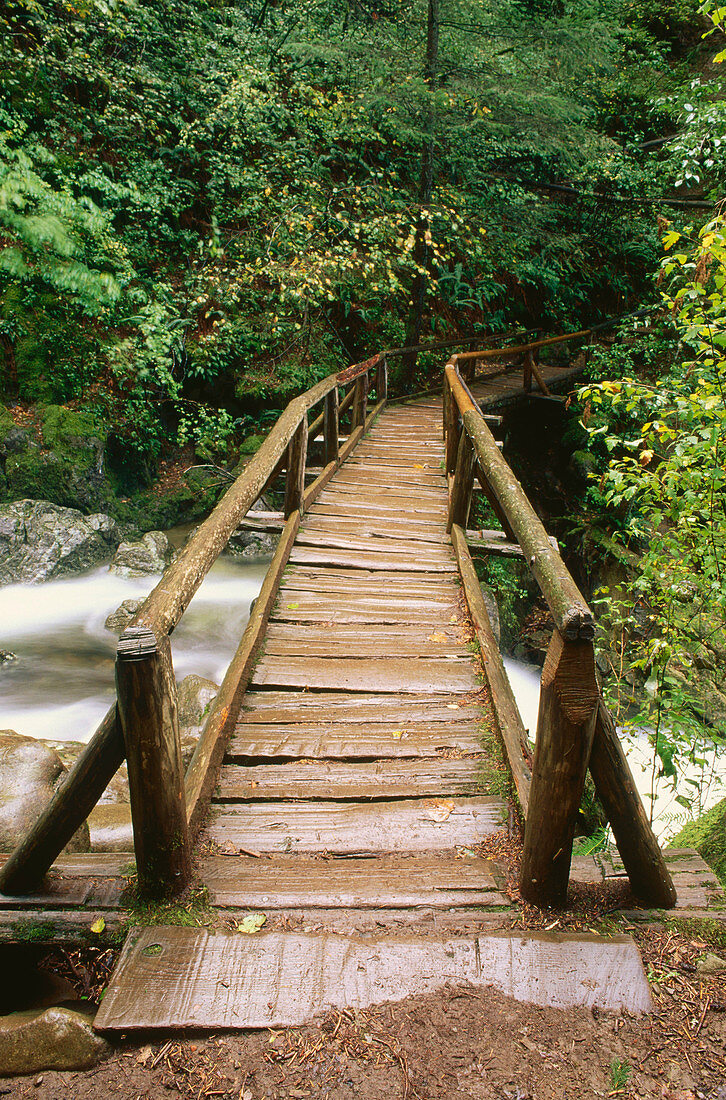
202 397 508 908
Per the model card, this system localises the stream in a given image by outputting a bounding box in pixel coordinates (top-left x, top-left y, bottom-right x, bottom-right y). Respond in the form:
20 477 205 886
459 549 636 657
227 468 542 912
1 560 721 841
0 557 266 745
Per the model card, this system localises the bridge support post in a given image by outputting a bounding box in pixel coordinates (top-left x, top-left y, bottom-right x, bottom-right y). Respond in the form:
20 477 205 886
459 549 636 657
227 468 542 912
116 627 191 898
352 375 368 428
443 374 460 474
376 357 388 402
520 630 599 908
523 349 533 392
447 430 476 532
324 388 339 465
284 416 308 517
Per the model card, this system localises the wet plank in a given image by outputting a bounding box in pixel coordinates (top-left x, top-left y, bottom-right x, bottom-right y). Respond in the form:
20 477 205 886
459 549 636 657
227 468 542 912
250 656 480 693
227 722 486 760
308 499 445 521
200 852 503 909
263 624 465 657
293 530 452 557
237 691 486 724
207 796 504 852
279 568 458 594
288 546 456 571
272 593 459 624
217 758 487 801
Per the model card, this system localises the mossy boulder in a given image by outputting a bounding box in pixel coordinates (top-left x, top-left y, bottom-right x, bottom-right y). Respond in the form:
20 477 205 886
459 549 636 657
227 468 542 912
3 405 109 512
669 797 726 888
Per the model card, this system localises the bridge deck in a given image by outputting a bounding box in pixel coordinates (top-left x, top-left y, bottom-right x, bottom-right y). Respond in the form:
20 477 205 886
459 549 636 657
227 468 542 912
200 397 509 915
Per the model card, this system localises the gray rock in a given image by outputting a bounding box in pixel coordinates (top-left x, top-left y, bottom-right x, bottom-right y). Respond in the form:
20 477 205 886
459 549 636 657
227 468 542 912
110 530 174 576
0 1007 109 1074
44 741 129 807
177 674 219 765
87 804 133 851
0 649 17 666
696 952 726 974
480 584 500 645
228 495 278 558
0 425 31 457
104 597 144 633
0 731 90 853
0 500 122 585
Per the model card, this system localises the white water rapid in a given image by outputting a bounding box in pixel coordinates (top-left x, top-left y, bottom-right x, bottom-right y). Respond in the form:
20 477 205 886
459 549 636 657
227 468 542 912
0 557 267 745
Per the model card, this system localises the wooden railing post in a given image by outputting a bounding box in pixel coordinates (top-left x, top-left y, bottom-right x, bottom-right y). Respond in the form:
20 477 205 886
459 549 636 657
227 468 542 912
520 631 599 908
447 430 476 533
589 702 677 907
324 388 339 465
352 374 368 428
116 628 191 898
376 356 388 401
284 415 308 517
523 348 533 392
444 368 460 474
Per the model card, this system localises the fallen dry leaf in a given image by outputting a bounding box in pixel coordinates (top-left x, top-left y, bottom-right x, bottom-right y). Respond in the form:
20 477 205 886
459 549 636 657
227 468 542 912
426 798 455 822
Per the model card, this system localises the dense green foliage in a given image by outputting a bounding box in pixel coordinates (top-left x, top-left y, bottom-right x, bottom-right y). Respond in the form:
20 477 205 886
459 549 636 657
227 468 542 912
0 0 713 493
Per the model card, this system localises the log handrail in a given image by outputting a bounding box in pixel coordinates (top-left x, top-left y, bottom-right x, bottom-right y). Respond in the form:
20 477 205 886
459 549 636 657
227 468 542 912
0 356 387 899
444 357 677 911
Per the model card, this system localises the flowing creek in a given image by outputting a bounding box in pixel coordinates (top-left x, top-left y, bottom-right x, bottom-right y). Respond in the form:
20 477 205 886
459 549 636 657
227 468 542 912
504 656 725 842
0 558 721 842
0 557 267 745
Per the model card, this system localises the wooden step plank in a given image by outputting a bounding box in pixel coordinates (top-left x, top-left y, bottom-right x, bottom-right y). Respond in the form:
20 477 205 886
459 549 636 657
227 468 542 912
309 500 445 521
263 621 466 656
332 465 444 483
227 723 485 760
279 569 458 595
293 530 452 556
237 691 486 724
288 546 456 571
207 796 504 853
318 481 447 501
200 852 503 909
298 522 449 546
271 596 459 625
217 758 487 801
250 656 479 693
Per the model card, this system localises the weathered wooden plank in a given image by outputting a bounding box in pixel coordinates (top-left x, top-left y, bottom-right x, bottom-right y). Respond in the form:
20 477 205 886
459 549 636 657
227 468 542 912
207 796 504 852
332 464 444 483
279 568 458 594
217 758 487 801
227 723 485 760
293 530 452 557
237 691 486 724
270 599 459 625
250 656 479 693
262 634 466 657
309 499 445 521
316 481 447 502
288 546 456 571
200 852 503 909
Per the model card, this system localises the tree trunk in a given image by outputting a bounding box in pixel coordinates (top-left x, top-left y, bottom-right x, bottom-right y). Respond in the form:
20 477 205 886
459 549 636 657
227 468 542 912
400 0 440 387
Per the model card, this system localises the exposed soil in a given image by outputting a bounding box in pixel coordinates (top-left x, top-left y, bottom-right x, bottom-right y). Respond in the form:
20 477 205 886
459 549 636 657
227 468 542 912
2 920 725 1100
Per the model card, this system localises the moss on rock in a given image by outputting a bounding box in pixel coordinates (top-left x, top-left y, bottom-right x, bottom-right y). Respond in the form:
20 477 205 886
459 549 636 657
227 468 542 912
669 797 726 888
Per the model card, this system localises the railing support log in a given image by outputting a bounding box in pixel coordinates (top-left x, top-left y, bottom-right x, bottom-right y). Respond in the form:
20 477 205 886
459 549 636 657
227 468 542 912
116 629 190 898
447 431 476 533
523 349 533 392
284 416 307 517
443 382 459 472
0 706 125 895
324 388 339 465
520 630 599 908
459 399 593 641
352 375 368 428
589 701 676 907
376 357 388 402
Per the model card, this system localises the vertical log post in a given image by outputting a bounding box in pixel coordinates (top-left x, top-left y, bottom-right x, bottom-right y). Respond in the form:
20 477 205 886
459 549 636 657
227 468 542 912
589 701 677 907
323 388 339 465
352 374 368 428
520 630 599 908
284 415 307 517
447 430 476 533
376 357 388 402
524 348 534 392
444 374 460 474
116 628 190 898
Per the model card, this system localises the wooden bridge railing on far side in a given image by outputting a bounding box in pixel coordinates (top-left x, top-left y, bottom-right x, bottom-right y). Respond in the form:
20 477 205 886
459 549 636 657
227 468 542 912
0 354 390 900
444 357 677 910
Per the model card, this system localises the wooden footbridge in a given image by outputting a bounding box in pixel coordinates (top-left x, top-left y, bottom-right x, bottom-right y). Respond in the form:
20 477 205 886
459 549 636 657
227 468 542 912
2 332 721 1028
